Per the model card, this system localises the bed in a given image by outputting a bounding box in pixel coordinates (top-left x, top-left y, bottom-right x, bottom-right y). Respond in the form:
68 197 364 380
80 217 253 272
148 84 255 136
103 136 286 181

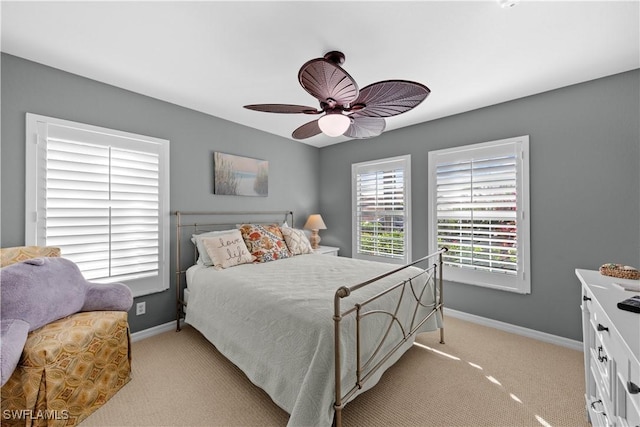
175 211 446 427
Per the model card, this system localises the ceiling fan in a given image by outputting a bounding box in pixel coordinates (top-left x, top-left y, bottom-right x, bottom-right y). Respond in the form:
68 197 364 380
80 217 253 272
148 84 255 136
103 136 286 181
244 51 431 140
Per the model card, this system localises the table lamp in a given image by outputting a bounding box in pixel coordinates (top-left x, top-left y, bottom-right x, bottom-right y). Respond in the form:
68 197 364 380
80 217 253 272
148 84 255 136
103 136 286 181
304 214 327 249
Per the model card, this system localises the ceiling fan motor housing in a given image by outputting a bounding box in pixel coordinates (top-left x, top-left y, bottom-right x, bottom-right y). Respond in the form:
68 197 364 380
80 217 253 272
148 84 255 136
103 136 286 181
323 51 346 65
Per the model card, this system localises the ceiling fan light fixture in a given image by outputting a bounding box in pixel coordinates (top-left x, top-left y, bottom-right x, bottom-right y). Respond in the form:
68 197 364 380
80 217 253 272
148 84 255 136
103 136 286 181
497 0 519 8
318 112 350 137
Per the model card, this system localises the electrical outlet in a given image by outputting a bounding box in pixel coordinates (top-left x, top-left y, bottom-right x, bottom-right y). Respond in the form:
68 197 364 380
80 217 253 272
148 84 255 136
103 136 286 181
136 302 146 316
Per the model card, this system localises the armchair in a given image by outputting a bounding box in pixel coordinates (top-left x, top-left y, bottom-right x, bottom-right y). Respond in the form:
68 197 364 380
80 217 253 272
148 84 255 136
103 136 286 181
0 246 133 426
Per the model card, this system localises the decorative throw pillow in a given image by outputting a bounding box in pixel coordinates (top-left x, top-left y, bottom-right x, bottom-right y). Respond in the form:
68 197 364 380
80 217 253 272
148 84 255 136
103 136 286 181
191 230 237 266
281 227 312 255
201 230 255 270
239 224 291 263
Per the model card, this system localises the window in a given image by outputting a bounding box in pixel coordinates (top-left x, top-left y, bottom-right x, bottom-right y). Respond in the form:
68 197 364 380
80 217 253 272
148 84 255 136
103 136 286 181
25 113 170 297
428 136 530 294
352 155 411 265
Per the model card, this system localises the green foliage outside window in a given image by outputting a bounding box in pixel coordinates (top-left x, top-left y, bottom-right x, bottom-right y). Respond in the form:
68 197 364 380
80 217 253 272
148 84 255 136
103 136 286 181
359 220 404 256
437 218 517 273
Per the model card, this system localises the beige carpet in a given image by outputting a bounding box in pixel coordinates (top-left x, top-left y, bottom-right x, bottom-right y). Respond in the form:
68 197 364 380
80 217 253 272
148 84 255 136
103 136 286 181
83 316 588 427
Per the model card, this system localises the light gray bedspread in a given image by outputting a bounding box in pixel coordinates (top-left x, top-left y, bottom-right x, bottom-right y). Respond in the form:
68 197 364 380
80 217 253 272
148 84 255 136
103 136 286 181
185 254 440 426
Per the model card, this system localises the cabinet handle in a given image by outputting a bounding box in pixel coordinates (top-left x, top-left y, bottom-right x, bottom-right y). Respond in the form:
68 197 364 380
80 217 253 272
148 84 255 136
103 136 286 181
629 381 640 394
590 399 606 415
597 323 609 332
597 346 608 363
583 295 591 301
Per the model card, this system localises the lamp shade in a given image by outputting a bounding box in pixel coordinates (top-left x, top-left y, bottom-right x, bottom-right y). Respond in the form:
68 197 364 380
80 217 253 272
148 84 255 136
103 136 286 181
318 113 350 137
304 214 327 230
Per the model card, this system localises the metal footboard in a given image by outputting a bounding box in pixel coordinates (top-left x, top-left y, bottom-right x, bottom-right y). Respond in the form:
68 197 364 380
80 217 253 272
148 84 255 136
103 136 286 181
333 248 447 427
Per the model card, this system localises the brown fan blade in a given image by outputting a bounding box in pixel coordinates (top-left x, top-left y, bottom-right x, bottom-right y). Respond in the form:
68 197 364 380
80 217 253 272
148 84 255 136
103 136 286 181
298 59 359 107
244 104 322 114
351 80 430 118
343 116 386 139
244 104 321 114
292 119 322 140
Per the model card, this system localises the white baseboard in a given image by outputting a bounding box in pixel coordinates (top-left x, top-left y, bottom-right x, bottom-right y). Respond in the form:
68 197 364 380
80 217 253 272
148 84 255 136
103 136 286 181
444 308 583 352
132 311 583 352
131 319 184 342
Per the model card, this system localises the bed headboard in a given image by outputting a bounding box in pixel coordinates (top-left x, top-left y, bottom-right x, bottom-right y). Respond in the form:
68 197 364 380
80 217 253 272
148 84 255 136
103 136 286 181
173 210 293 330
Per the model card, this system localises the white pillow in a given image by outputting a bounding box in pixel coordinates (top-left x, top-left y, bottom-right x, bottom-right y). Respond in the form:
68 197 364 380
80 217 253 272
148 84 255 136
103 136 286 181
201 230 255 270
281 227 313 255
191 229 237 266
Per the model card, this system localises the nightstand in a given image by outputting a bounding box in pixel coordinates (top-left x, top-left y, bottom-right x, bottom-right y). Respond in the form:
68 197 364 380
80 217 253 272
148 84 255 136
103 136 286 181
312 245 340 256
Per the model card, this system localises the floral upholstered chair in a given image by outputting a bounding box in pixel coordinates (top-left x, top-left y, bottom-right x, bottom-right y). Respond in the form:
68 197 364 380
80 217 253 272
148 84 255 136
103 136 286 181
0 246 132 426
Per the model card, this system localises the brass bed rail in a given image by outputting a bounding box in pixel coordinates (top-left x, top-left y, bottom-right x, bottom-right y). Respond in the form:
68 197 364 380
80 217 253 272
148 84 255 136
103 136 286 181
333 247 447 427
174 210 294 332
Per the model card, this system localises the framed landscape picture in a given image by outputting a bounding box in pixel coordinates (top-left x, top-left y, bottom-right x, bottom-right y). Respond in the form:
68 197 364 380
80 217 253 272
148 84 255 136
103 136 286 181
214 152 268 196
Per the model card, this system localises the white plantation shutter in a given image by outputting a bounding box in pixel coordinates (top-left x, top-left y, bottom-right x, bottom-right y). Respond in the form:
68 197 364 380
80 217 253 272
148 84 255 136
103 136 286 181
26 114 169 296
428 137 530 293
44 139 112 279
352 155 411 264
436 155 518 274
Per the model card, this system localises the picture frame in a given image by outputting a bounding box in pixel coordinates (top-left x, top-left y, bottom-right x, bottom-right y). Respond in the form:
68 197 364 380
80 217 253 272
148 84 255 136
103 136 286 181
214 152 268 196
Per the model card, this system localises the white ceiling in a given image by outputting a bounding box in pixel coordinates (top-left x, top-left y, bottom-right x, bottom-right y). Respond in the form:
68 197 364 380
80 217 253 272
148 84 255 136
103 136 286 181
2 1 638 148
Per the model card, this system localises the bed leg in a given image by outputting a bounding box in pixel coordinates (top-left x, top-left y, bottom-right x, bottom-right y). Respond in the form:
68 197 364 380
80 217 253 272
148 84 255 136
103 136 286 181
438 249 445 345
439 304 445 344
176 303 182 332
334 406 342 427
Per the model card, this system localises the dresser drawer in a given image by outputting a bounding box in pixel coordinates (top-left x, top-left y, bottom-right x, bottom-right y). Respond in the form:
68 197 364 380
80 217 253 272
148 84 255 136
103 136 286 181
616 356 640 427
589 296 615 350
591 347 614 406
628 356 640 419
588 370 615 427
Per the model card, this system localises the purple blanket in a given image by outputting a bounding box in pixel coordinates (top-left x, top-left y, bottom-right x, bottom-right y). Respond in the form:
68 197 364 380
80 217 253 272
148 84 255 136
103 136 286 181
0 257 133 386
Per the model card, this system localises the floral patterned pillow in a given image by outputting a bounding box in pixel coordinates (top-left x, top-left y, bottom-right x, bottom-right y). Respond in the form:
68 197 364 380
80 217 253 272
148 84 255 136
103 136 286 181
239 224 291 263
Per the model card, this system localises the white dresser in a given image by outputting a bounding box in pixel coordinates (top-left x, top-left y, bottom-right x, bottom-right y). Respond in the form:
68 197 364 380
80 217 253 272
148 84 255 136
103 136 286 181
576 269 640 427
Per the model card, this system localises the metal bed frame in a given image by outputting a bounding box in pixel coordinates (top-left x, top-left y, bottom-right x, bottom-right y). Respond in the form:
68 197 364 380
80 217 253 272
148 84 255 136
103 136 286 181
174 210 294 331
174 211 445 427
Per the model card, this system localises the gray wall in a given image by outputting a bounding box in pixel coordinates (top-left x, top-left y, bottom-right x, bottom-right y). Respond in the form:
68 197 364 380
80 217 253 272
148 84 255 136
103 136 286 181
3 52 638 341
1 53 320 332
319 69 640 341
